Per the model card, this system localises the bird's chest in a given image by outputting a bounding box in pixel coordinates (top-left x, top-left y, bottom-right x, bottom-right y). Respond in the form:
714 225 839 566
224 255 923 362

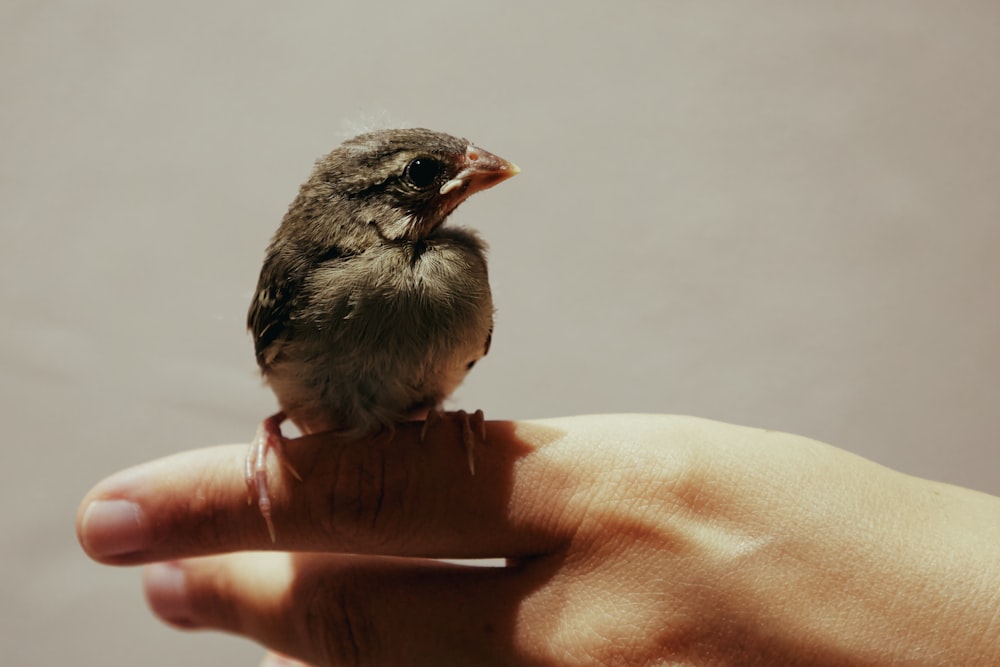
299 239 492 355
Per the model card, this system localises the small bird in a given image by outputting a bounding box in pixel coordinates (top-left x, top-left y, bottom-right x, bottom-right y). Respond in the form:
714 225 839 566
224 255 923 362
246 128 518 539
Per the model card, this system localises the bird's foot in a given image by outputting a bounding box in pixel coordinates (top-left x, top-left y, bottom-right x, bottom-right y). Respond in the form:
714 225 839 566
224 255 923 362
245 411 302 542
420 408 486 475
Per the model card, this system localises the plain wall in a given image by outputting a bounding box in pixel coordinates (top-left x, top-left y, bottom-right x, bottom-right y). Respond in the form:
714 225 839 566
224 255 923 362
2 2 998 665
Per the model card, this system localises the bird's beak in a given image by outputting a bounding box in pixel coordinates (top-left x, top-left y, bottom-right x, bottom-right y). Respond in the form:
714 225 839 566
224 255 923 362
439 145 520 197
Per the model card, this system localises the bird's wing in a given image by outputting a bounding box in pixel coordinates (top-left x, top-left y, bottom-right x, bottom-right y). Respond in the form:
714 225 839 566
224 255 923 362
482 325 493 357
248 243 353 368
247 247 304 368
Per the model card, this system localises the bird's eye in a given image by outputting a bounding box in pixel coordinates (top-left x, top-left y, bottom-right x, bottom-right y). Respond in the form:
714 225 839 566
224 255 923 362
403 158 444 190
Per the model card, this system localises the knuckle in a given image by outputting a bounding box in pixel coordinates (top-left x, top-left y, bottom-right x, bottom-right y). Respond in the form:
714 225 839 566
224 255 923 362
297 567 378 667
314 442 416 550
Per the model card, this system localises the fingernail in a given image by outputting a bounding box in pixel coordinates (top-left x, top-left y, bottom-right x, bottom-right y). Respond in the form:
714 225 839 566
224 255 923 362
79 499 150 558
144 562 195 628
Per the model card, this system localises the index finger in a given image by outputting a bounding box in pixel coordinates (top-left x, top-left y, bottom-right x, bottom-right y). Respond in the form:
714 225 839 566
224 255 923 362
76 418 572 565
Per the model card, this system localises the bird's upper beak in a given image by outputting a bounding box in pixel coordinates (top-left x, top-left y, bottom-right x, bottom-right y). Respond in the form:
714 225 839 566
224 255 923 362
439 144 520 198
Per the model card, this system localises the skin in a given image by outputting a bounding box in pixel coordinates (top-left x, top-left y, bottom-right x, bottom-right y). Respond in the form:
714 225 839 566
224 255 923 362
76 414 1000 666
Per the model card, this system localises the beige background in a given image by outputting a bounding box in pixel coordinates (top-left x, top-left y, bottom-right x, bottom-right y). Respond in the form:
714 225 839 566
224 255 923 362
2 2 998 665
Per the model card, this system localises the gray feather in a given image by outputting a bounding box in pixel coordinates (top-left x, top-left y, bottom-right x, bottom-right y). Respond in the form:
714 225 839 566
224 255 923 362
248 128 507 436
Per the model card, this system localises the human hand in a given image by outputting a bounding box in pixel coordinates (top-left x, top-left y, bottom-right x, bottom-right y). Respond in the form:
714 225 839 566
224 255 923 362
77 414 1000 666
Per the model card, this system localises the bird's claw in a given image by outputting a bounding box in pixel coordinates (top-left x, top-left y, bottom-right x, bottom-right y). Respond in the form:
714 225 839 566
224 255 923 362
421 409 486 475
420 408 442 442
245 412 300 542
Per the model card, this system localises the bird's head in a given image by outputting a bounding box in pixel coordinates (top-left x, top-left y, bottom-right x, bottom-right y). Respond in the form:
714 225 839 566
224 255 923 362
299 128 518 243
